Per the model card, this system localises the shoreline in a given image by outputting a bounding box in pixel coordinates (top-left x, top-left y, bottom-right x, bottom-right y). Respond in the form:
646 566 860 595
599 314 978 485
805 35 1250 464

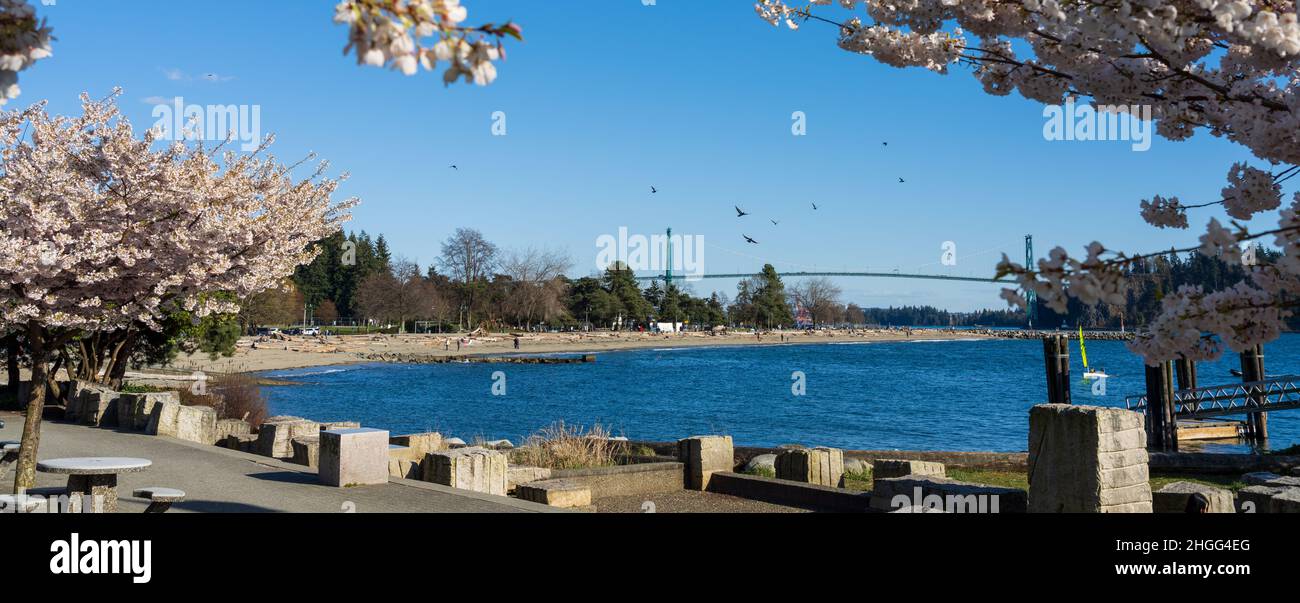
159 329 1008 375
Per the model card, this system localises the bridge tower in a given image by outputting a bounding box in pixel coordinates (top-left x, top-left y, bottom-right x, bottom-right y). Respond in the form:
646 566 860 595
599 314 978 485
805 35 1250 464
664 227 673 288
1025 234 1038 329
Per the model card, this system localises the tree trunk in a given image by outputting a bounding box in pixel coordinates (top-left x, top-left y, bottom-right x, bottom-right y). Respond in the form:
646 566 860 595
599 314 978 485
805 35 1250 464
13 324 48 491
5 334 18 397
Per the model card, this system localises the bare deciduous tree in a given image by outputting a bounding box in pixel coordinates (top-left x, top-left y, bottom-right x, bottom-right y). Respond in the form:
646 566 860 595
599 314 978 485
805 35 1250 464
791 277 843 328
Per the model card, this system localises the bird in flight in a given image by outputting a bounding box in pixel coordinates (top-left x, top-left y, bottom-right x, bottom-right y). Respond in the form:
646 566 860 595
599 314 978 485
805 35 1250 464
811 202 818 210
450 164 458 170
650 186 657 193
770 219 779 226
735 205 749 217
882 141 888 147
898 177 905 183
743 235 759 244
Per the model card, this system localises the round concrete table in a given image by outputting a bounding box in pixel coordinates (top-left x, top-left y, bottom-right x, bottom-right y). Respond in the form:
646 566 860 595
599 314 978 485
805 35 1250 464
36 457 151 513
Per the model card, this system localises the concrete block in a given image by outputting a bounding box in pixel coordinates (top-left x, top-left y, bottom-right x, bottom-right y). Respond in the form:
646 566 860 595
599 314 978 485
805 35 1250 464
319 421 361 431
145 401 181 437
256 416 312 458
1273 488 1300 513
221 433 257 452
870 475 1026 513
122 392 178 431
872 458 946 480
1236 485 1285 513
79 387 121 427
1242 472 1300 488
423 447 508 495
1153 481 1235 513
776 447 844 487
1028 404 1152 513
388 444 422 462
319 428 390 487
508 466 552 492
291 436 321 468
216 418 251 441
390 432 444 455
677 435 733 490
174 405 217 445
388 458 422 480
516 479 592 508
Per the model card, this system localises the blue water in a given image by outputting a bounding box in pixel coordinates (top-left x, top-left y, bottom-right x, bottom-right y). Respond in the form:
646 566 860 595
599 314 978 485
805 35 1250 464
259 335 1300 453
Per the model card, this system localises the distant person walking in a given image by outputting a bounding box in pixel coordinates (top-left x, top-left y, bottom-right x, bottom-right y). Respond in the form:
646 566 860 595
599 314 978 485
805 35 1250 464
514 336 520 350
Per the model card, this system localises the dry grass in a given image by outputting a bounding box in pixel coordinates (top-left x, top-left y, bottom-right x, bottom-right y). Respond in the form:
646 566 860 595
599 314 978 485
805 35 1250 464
511 421 627 470
177 373 268 428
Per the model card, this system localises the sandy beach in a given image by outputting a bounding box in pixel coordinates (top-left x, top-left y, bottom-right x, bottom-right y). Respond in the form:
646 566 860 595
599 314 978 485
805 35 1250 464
159 328 995 375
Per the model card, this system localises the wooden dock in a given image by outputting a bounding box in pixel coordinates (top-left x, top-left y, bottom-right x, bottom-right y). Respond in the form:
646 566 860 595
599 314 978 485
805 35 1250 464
1176 419 1246 441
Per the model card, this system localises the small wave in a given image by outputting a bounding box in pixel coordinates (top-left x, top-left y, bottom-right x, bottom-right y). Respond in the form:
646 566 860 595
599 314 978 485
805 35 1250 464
267 367 352 377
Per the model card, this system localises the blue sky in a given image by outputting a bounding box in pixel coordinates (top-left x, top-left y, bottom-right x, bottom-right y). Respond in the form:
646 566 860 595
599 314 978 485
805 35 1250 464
23 1 1278 311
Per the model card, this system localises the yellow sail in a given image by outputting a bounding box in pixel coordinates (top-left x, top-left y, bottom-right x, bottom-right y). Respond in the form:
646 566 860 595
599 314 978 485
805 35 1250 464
1078 326 1089 369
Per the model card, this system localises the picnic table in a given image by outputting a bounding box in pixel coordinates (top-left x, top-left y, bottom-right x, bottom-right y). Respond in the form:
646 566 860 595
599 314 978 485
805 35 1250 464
36 457 152 513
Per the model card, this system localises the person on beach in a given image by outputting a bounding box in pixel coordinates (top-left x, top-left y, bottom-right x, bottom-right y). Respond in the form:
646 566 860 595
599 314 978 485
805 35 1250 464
514 336 520 350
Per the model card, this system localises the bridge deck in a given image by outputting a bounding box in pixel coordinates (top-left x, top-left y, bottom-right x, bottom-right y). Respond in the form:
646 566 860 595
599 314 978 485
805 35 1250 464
1126 376 1300 420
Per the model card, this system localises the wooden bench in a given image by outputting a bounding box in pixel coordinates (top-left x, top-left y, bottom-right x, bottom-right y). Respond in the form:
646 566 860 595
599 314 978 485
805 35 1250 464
132 487 186 513
0 441 19 481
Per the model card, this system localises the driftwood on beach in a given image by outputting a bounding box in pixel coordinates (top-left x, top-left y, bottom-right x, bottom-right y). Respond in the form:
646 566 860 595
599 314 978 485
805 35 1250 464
355 352 596 365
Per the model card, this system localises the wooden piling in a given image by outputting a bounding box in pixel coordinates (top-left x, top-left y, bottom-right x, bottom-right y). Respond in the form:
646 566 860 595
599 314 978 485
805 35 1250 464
1174 356 1197 391
1041 335 1071 404
1239 344 1269 443
1144 361 1178 452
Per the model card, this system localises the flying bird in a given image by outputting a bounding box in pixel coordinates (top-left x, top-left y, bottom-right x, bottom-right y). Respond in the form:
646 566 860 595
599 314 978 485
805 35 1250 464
882 141 888 147
811 202 818 210
743 235 759 244
770 219 779 226
898 177 905 183
450 164 458 170
735 205 749 217
650 186 657 193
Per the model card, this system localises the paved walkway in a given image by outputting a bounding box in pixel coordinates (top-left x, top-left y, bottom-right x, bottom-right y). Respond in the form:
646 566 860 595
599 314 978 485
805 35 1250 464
1 412 559 513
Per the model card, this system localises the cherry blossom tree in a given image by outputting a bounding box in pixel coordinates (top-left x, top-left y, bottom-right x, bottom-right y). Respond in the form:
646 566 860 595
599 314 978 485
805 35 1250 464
334 0 522 86
0 92 357 489
756 0 1300 364
0 0 53 105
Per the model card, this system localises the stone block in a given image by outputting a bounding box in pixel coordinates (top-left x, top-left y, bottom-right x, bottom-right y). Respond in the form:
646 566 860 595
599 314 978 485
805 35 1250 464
145 401 181 437
507 466 552 492
1242 472 1300 488
677 435 733 490
870 475 1027 513
1028 404 1152 513
423 447 508 495
1153 481 1236 513
1236 485 1285 513
388 458 422 480
216 418 251 441
516 479 591 508
872 458 946 480
79 387 121 427
292 436 321 468
388 444 422 462
122 392 178 431
391 432 445 455
175 405 217 445
221 433 257 452
256 416 313 459
319 428 390 487
1273 488 1300 513
318 421 360 432
776 447 844 486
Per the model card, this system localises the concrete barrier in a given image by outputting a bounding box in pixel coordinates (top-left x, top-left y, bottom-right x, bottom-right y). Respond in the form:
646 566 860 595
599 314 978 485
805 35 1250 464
705 472 873 512
775 447 844 486
1028 404 1152 513
424 447 507 495
1153 481 1235 513
678 435 733 490
515 479 592 508
551 462 683 498
319 428 390 487
870 475 1028 513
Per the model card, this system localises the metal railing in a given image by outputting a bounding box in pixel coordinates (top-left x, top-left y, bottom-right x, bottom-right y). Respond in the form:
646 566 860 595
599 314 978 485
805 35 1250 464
1125 375 1300 419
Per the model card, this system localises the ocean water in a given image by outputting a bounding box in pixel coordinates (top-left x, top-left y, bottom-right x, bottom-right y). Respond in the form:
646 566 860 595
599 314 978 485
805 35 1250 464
259 334 1300 453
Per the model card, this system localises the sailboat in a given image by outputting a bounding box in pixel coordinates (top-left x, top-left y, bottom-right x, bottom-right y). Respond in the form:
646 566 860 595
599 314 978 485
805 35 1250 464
1079 326 1108 380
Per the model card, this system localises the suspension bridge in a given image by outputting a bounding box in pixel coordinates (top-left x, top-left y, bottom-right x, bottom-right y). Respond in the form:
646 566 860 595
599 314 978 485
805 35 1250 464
631 230 1040 325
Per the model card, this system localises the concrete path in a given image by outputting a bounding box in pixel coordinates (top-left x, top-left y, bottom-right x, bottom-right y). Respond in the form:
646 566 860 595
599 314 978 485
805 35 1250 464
1 412 560 513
